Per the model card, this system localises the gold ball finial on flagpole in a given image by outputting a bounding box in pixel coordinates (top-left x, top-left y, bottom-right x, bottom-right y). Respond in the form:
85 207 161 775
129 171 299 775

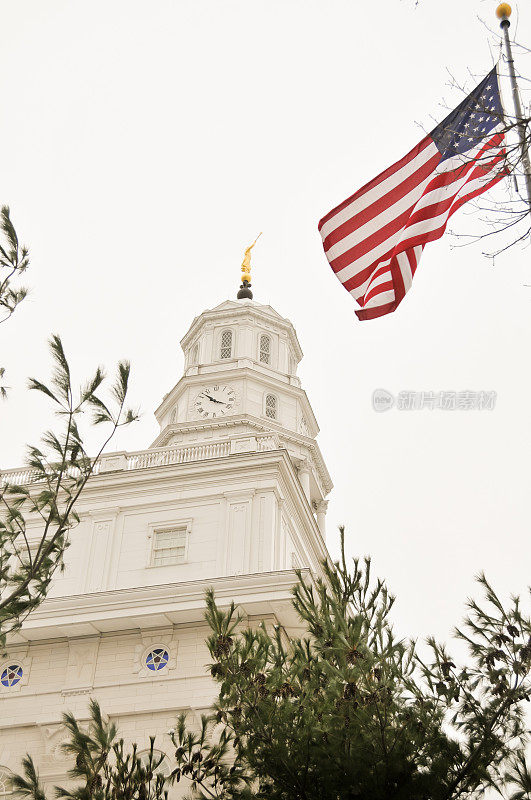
237 232 262 300
496 3 512 21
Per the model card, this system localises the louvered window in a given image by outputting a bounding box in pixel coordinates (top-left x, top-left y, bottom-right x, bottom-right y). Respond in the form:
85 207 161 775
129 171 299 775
220 330 233 359
265 394 277 420
259 334 271 364
152 529 187 567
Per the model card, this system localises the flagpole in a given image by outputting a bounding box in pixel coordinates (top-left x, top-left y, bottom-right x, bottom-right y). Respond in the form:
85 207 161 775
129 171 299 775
496 4 531 216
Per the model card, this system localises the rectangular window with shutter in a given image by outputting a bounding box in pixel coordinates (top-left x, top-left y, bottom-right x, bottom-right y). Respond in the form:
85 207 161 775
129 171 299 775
151 528 188 567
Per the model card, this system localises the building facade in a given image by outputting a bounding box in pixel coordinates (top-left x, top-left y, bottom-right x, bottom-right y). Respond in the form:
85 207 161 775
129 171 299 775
0 295 333 795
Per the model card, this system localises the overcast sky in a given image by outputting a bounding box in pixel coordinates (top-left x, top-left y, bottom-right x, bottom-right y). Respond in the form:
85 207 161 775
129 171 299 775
1 0 530 653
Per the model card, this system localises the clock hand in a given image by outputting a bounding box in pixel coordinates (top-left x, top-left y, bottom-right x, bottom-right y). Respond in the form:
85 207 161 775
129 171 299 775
204 393 223 404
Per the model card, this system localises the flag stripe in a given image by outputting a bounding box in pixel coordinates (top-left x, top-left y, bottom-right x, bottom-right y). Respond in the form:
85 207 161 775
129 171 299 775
326 129 505 275
318 137 435 236
321 150 441 252
352 160 507 319
318 69 507 321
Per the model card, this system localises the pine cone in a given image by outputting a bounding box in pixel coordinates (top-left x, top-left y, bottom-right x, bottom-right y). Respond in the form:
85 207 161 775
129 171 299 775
494 633 510 646
441 661 455 677
214 635 233 658
519 644 531 662
343 681 358 700
346 647 363 664
280 682 296 697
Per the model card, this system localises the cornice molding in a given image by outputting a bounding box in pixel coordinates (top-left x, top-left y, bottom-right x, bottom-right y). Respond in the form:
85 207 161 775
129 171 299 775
73 448 328 562
154 366 317 429
149 414 332 495
9 569 310 644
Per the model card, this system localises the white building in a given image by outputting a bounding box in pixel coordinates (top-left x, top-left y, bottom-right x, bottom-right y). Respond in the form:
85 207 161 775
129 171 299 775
0 287 333 795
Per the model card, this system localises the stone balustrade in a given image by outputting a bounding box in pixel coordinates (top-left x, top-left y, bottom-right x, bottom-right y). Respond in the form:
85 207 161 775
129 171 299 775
1 434 280 487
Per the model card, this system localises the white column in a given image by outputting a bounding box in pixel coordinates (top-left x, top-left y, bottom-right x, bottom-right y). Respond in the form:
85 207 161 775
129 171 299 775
297 461 311 502
316 500 328 537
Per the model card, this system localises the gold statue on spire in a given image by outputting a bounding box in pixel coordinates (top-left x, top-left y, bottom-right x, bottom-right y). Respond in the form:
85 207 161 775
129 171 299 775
241 232 262 283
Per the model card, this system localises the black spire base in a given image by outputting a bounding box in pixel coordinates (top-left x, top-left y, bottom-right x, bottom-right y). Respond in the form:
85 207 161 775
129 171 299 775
237 280 253 300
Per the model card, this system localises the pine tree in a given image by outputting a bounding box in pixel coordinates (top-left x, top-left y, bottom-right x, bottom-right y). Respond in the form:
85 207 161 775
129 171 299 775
11 699 168 800
504 752 531 800
0 205 29 397
0 338 138 647
11 531 531 799
168 528 531 799
0 209 138 647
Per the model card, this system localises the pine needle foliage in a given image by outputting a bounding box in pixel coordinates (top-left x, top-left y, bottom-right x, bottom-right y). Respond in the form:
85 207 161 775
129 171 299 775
12 699 168 800
0 336 139 648
11 532 530 799
504 752 531 800
0 205 30 397
166 528 531 800
0 205 29 325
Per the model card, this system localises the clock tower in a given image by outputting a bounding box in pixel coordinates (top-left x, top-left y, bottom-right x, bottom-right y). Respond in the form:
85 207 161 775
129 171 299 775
150 295 331 534
0 261 333 795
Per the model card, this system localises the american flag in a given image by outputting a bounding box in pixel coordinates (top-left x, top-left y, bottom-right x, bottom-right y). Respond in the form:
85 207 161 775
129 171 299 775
318 67 507 320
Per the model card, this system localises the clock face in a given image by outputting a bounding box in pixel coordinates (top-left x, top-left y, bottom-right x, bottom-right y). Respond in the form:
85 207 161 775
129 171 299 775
194 385 236 419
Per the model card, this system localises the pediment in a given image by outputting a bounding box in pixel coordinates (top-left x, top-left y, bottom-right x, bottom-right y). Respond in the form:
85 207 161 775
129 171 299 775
209 299 283 320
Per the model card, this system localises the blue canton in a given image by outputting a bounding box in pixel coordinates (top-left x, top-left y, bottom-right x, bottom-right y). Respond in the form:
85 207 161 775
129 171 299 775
430 67 503 161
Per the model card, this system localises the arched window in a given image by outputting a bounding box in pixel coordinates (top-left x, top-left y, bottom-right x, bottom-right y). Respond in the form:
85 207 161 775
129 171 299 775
220 330 233 360
265 394 277 420
190 343 199 365
169 409 176 424
259 334 271 364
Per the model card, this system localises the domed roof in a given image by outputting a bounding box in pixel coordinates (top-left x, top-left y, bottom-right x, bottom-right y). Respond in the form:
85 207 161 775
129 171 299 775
180 298 303 360
207 298 283 318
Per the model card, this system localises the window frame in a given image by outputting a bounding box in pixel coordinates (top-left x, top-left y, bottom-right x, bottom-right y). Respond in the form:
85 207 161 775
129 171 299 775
147 520 192 568
258 333 272 365
144 647 170 672
219 328 234 360
190 342 199 366
0 662 24 689
264 393 278 421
